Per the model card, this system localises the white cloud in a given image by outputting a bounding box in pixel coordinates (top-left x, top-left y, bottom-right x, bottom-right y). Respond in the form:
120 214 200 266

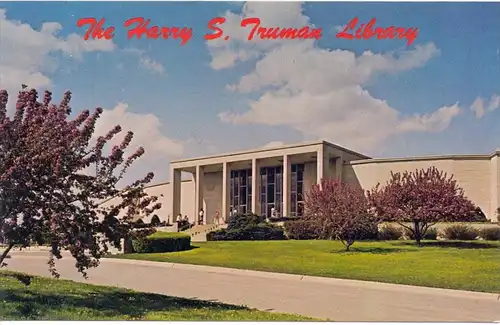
123 48 165 75
0 9 114 93
95 103 184 158
212 2 464 154
206 2 313 70
470 94 500 119
94 103 184 183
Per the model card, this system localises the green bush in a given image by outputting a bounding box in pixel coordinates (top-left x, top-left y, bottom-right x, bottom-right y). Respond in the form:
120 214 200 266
226 213 266 230
150 215 161 226
207 225 286 241
358 222 379 240
479 227 500 240
284 220 320 240
442 224 478 240
132 231 191 253
403 227 438 240
471 207 488 222
378 225 403 240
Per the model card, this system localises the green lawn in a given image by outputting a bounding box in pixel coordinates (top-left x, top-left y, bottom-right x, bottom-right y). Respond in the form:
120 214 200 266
0 271 315 320
111 240 500 293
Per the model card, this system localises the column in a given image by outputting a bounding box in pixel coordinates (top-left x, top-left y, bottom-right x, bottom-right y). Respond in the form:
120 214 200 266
251 158 260 214
282 154 292 217
170 168 181 218
490 154 499 221
316 146 325 185
222 162 230 220
335 155 343 181
195 165 205 224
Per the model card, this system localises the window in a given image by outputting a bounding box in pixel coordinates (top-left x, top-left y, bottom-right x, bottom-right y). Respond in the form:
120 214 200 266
229 168 252 215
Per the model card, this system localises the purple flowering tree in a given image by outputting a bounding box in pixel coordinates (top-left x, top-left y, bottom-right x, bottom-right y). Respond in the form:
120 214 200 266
367 166 476 245
0 86 161 277
304 178 378 251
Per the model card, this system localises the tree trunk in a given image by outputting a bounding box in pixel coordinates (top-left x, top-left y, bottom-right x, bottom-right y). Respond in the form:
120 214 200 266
0 242 14 266
414 221 422 246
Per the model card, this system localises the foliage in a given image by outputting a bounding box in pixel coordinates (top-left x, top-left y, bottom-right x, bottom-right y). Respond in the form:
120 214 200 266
441 224 478 240
284 220 320 240
377 225 403 240
177 219 192 231
268 216 300 223
479 227 500 240
471 208 488 222
207 224 286 241
150 215 161 226
304 178 379 251
0 87 160 277
367 167 476 245
132 232 191 253
404 226 437 240
208 213 285 241
226 213 266 230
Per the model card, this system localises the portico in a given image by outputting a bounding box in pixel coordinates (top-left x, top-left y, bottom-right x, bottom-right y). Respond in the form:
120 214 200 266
169 141 369 223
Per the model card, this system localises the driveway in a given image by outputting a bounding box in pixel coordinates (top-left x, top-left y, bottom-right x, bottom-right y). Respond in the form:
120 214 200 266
4 251 500 322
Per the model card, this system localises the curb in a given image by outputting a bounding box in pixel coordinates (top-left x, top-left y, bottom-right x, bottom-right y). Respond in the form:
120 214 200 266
102 257 500 300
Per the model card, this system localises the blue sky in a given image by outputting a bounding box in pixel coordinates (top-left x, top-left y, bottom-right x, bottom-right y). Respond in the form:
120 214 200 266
1 1 500 182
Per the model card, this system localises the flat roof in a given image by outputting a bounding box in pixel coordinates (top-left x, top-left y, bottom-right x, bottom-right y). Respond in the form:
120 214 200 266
350 150 500 165
170 140 371 164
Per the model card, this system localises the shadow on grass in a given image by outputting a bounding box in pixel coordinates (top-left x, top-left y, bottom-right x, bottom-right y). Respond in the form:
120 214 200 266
332 247 411 254
394 241 498 249
1 280 247 320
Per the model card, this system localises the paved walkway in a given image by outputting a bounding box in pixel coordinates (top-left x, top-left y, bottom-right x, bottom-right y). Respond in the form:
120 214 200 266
4 252 500 321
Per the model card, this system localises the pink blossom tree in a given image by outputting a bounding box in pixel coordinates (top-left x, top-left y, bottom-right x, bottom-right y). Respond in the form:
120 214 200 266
304 178 378 251
0 86 160 277
367 167 476 245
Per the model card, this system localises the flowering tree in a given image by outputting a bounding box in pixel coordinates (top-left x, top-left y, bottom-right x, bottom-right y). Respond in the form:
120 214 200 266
367 167 476 245
0 86 160 277
304 178 378 251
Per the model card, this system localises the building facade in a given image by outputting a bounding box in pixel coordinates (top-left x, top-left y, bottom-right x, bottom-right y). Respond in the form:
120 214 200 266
122 141 500 224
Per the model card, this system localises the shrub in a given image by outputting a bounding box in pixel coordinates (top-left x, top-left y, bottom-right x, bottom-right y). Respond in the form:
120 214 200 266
471 208 488 222
269 216 301 223
403 227 438 240
133 218 152 229
132 231 191 253
226 213 265 230
284 220 320 240
479 227 500 240
378 225 403 240
442 224 478 240
368 167 477 245
207 225 286 241
305 179 378 250
150 215 161 226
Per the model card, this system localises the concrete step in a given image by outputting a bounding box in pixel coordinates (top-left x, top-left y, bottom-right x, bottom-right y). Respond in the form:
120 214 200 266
184 224 227 242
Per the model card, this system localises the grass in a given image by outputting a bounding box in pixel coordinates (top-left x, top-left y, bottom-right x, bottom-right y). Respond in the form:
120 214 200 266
0 271 315 320
111 240 500 293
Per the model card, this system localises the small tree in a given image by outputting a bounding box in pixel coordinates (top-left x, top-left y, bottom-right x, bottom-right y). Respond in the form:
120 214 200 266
304 178 378 251
0 87 161 277
367 167 476 245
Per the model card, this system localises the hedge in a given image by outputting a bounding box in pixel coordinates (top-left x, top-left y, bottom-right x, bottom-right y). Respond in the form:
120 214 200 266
442 224 478 240
226 213 266 230
284 220 320 240
131 231 191 253
207 224 286 241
